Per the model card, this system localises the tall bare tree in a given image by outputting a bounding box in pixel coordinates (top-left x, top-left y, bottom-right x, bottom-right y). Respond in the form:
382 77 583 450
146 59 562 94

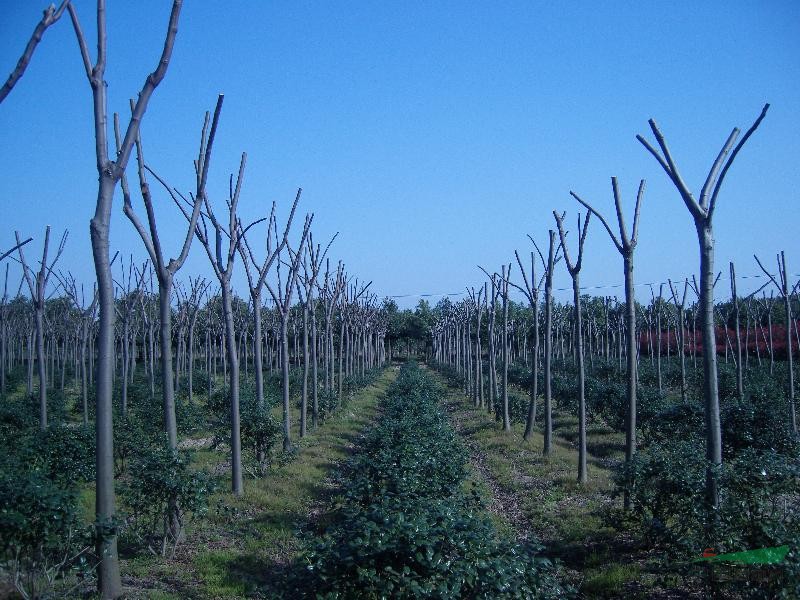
298 232 336 431
16 227 67 430
123 95 221 450
571 178 643 501
542 230 560 456
239 194 300 424
265 202 312 452
554 210 591 484
510 247 546 441
637 103 769 516
191 151 255 496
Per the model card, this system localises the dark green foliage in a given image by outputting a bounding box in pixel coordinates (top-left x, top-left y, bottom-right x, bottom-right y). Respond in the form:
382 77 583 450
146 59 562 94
617 441 799 553
0 468 94 597
296 363 569 598
240 400 282 468
32 424 95 485
176 396 208 436
0 394 38 439
120 442 215 555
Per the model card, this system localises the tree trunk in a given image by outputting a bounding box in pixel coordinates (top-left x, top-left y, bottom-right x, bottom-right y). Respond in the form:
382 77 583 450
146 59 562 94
697 222 722 516
221 283 243 496
281 315 292 451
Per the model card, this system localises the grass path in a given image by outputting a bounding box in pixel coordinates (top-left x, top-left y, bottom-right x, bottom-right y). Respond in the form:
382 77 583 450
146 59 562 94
121 367 397 599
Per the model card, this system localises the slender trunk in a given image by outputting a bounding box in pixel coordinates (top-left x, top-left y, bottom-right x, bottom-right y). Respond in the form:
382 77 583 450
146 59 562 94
281 315 292 451
92 175 123 598
573 276 587 484
623 254 637 508
524 299 540 440
221 283 243 496
158 281 178 449
301 300 309 437
311 301 319 428
35 308 47 429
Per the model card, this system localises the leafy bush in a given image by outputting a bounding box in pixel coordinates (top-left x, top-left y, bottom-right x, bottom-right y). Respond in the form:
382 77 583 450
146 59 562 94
616 441 799 556
31 424 95 485
120 442 215 557
0 462 94 598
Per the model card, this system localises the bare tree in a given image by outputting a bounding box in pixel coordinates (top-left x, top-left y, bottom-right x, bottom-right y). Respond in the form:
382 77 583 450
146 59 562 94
123 95 221 452
542 230 560 456
571 178 643 502
509 245 545 440
191 151 255 496
15 227 67 430
239 193 300 437
638 103 769 516
755 251 796 435
298 232 336 431
265 203 312 452
554 210 591 484
668 278 690 403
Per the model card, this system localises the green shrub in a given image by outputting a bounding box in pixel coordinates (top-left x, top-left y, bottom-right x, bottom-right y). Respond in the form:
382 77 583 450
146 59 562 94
0 467 93 598
120 442 215 557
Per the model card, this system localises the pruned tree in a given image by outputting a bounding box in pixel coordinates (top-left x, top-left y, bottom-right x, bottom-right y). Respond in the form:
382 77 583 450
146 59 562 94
542 230 560 456
554 210 591 484
298 231 337 431
572 178 644 477
668 278 690 403
15 226 67 430
123 95 220 451
509 245 546 441
264 199 312 452
755 251 796 435
59 271 98 423
637 103 769 517
190 150 255 496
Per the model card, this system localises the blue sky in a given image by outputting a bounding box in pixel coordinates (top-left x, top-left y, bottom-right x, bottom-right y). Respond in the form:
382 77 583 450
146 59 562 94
1 1 798 307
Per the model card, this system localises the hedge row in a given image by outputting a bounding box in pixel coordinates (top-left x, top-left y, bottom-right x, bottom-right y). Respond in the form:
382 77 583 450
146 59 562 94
295 362 569 598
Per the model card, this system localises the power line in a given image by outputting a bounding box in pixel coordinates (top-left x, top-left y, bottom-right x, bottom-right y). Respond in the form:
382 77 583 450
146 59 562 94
385 272 800 300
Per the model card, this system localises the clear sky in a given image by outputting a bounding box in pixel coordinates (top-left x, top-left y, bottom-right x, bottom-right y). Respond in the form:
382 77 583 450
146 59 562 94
1 1 798 307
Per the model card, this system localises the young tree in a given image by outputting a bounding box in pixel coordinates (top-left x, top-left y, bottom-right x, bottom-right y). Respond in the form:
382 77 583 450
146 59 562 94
510 247 546 441
15 227 67 429
123 95 221 450
542 230 560 456
571 177 644 501
637 103 769 516
239 194 301 427
264 207 312 452
668 278 690 403
298 232 337 431
191 151 256 496
554 210 591 484
755 251 796 434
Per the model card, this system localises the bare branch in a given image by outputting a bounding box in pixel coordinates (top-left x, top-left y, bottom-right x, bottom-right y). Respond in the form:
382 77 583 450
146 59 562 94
0 1 70 104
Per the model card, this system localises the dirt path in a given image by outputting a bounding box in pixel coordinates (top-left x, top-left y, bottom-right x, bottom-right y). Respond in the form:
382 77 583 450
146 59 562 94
439 387 535 542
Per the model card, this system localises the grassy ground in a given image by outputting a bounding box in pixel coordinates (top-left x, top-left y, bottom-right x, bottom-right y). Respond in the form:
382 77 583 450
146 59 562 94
119 367 396 599
434 373 705 599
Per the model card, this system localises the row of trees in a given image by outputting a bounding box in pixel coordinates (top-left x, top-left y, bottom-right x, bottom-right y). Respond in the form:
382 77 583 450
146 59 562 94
426 105 800 542
0 3 388 597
